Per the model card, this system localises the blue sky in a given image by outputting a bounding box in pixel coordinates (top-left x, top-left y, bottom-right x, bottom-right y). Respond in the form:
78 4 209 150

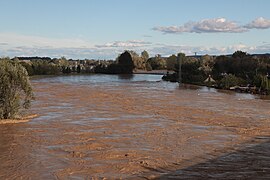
0 0 270 59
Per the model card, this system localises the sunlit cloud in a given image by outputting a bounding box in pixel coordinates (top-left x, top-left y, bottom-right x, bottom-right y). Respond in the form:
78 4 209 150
153 17 270 34
153 18 247 34
245 17 270 29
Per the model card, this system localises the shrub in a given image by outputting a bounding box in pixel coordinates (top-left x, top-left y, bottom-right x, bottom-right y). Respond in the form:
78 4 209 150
219 74 245 89
145 62 152 71
0 60 33 119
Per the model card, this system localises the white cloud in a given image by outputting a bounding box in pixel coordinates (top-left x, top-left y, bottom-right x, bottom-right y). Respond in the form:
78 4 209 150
194 18 246 33
245 17 270 29
153 18 247 34
96 40 152 48
0 33 94 48
149 43 270 57
0 33 153 59
1 32 269 59
1 43 270 59
152 23 193 34
1 46 120 59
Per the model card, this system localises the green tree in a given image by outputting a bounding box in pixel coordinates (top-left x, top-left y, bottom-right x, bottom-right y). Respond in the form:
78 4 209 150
20 61 34 76
129 51 145 70
182 57 204 83
200 54 215 75
141 50 149 60
166 54 177 70
177 53 186 62
117 51 135 73
31 60 60 75
147 54 167 70
232 50 248 59
0 60 33 119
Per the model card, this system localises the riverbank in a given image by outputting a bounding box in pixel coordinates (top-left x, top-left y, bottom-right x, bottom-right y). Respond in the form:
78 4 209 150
0 114 38 125
162 72 270 96
134 70 173 75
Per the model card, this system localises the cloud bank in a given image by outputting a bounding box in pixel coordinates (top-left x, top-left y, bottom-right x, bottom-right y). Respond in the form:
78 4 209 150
0 33 153 59
150 43 270 56
1 41 269 59
95 40 152 48
153 17 270 34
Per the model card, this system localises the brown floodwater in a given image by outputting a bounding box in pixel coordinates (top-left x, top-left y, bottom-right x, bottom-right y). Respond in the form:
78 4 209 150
0 74 270 179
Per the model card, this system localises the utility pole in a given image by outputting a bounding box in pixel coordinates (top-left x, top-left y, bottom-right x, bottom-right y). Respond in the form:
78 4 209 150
178 54 182 86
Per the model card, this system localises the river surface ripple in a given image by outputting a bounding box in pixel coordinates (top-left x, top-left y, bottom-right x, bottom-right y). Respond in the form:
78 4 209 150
0 74 270 179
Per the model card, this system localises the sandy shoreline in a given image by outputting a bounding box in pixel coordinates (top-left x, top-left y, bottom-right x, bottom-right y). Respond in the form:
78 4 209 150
0 114 38 125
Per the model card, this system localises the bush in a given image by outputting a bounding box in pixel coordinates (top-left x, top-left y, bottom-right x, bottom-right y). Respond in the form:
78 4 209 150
219 74 245 89
145 62 152 71
31 60 60 75
147 55 167 70
0 60 33 119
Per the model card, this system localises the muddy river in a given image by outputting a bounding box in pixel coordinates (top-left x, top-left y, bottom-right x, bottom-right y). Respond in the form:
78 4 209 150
0 74 270 179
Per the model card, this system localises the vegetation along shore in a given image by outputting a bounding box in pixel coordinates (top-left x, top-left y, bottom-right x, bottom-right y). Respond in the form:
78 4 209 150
1 50 270 95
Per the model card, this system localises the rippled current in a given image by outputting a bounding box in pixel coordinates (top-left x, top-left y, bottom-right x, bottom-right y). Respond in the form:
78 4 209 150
0 74 269 179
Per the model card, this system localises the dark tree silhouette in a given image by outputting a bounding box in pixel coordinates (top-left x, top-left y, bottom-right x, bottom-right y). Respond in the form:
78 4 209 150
117 51 135 74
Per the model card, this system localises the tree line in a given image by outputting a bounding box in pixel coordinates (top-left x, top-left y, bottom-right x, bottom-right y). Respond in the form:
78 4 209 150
162 51 270 94
0 50 270 120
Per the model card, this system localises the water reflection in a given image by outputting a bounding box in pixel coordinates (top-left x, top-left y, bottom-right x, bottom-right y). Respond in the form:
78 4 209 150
117 74 134 80
31 74 163 84
178 84 266 100
32 74 270 100
260 95 270 100
198 86 218 93
234 92 257 100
